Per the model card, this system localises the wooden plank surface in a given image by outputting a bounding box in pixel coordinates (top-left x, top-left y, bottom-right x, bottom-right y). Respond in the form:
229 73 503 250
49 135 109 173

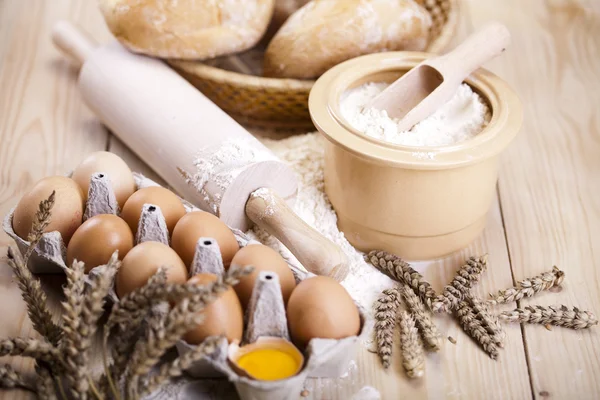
464 0 600 398
0 0 598 399
0 1 112 399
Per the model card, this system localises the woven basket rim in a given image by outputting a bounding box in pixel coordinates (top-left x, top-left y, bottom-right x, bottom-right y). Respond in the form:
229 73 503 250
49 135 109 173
169 0 459 91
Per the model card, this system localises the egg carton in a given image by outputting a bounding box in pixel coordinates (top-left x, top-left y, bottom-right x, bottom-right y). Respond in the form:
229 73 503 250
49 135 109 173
5 172 362 399
175 270 366 400
2 172 267 275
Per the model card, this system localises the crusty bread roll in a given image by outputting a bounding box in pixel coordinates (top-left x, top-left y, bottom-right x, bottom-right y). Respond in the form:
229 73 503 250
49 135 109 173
99 0 275 59
260 0 311 45
264 0 432 79
272 0 312 31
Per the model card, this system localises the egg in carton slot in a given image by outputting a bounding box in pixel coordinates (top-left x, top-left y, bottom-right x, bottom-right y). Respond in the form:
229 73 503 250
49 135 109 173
171 263 366 400
4 170 365 399
3 172 271 277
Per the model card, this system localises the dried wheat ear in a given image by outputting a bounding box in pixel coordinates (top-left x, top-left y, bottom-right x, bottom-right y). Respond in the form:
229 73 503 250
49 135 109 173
373 287 401 369
0 192 253 399
369 250 597 369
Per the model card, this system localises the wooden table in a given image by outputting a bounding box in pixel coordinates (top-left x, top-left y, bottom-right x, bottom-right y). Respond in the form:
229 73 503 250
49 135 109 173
1 1 599 399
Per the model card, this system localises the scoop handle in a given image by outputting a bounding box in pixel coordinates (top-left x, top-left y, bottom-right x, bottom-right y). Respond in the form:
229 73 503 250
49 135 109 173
428 22 511 82
51 21 97 65
245 188 349 282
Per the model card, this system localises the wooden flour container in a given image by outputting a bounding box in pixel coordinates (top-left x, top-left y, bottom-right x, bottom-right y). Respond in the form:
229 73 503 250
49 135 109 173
309 52 522 260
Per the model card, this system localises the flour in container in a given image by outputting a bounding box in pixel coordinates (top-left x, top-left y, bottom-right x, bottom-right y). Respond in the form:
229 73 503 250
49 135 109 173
248 133 395 347
340 82 491 146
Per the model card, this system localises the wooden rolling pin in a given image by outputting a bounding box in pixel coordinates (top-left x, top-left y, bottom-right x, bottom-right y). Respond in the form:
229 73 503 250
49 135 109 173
51 21 349 281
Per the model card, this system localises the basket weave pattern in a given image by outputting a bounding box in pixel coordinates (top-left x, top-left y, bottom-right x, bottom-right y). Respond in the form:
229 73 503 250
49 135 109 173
170 0 458 130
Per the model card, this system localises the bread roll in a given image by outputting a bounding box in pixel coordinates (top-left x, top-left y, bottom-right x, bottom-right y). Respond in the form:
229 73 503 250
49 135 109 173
99 0 276 59
271 0 312 33
264 0 432 79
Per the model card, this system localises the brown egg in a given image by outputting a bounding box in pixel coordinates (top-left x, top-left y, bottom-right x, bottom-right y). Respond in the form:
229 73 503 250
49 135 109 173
12 176 84 245
72 151 136 208
116 241 187 298
230 244 296 309
183 273 244 344
67 214 134 273
286 276 360 348
171 211 239 268
120 186 185 236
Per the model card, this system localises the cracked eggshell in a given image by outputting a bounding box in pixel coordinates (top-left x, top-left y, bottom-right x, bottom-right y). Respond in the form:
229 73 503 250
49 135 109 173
72 151 136 209
171 211 240 269
12 176 84 246
227 336 304 381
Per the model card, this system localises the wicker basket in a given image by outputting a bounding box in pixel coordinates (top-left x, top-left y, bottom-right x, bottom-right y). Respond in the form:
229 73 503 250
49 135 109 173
169 0 459 131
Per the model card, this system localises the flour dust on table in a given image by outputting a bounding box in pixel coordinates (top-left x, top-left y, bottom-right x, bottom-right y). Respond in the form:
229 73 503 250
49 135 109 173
248 133 395 345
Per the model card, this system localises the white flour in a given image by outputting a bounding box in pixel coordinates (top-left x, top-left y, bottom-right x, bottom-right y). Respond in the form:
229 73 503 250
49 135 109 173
188 139 276 214
351 386 381 400
248 133 395 346
340 82 491 146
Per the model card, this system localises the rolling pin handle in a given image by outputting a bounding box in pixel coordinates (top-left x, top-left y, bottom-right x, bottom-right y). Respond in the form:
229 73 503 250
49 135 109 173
245 188 350 282
51 21 96 65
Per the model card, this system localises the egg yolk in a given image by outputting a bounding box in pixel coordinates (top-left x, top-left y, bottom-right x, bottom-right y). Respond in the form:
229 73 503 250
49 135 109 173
236 349 300 381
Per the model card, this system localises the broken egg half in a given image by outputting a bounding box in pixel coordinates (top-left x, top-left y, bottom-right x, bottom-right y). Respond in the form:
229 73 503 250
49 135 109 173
228 337 304 381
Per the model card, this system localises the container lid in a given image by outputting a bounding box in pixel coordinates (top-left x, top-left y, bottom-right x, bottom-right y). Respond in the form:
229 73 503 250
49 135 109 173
309 52 523 169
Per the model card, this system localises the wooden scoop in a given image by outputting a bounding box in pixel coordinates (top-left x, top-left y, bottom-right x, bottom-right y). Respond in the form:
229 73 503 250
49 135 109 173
367 22 511 131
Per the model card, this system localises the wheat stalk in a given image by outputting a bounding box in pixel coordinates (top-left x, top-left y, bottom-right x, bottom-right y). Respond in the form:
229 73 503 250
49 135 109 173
0 364 35 392
399 285 442 351
67 254 119 398
102 267 184 393
488 267 565 305
125 266 252 398
0 338 59 364
6 247 61 346
468 295 505 348
499 305 598 329
126 304 175 399
432 255 488 313
139 336 222 397
455 301 499 359
101 268 169 396
367 251 437 308
105 268 171 332
398 311 425 379
24 190 55 262
36 364 57 400
60 259 87 399
373 287 401 369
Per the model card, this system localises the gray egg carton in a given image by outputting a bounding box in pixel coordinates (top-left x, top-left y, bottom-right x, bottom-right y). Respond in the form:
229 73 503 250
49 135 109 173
2 173 265 274
175 269 366 400
4 173 364 400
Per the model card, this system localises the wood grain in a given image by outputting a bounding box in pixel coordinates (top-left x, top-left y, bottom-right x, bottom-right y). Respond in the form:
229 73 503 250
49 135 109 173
464 0 600 398
0 0 598 399
0 1 111 399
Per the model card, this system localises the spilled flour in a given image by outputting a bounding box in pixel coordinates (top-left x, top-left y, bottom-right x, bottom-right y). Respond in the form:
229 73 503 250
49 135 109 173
189 138 276 214
247 133 395 345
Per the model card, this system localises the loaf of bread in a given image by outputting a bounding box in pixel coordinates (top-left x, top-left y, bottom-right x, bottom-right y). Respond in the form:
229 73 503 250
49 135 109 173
264 0 432 79
99 0 275 59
